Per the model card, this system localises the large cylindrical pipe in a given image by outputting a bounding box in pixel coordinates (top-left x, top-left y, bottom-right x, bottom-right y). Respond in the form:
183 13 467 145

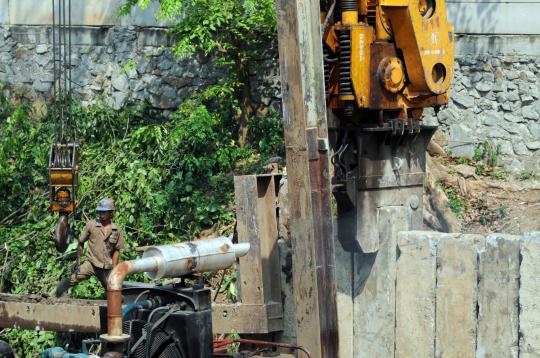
101 237 249 347
143 237 250 280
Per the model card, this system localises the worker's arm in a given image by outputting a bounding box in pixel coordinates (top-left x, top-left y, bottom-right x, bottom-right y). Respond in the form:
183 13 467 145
76 222 91 270
76 242 83 269
112 229 125 268
112 250 120 267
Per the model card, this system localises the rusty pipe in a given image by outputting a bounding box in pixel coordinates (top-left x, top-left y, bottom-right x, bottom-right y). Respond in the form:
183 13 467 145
101 257 162 343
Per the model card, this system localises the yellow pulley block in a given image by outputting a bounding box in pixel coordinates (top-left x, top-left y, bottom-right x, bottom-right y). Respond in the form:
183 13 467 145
49 143 79 252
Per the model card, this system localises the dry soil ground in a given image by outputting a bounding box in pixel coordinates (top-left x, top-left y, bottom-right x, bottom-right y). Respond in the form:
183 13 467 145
425 150 540 235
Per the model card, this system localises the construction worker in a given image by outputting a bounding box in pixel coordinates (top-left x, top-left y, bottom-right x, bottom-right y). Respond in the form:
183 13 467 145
55 197 124 297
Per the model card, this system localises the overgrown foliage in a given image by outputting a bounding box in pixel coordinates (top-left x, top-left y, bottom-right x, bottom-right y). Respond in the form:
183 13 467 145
0 85 284 354
120 0 277 146
0 2 283 354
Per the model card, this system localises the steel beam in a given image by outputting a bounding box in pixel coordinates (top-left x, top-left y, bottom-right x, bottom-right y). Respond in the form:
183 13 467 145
0 294 103 332
0 294 282 335
276 0 339 356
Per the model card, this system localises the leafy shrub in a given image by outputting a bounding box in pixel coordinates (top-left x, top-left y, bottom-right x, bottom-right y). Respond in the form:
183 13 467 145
0 86 283 354
248 110 285 158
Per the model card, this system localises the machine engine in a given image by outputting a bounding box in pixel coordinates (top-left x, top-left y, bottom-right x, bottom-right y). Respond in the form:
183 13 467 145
100 283 213 358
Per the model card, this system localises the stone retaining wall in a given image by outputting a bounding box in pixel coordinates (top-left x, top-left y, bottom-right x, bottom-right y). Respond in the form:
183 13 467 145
0 25 281 115
426 53 540 173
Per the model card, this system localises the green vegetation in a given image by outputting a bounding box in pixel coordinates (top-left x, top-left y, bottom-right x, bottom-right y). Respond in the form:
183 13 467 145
471 141 505 177
489 169 506 180
0 86 284 354
437 181 466 219
516 171 539 181
473 142 500 167
120 0 277 146
479 204 508 227
445 142 506 179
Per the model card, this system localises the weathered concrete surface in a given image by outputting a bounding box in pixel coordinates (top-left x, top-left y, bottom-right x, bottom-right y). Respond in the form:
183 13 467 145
396 231 437 358
0 0 8 24
435 234 479 358
519 232 540 358
333 231 540 357
335 238 353 357
455 34 540 56
477 235 520 358
5 0 163 26
353 207 409 358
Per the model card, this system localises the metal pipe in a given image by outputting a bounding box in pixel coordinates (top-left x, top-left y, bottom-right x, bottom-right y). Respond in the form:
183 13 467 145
101 257 161 344
101 237 249 347
142 237 250 280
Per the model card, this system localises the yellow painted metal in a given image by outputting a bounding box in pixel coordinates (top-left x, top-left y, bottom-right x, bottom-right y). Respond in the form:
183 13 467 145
375 6 393 41
322 0 455 122
380 0 455 95
50 171 74 186
350 25 374 108
378 57 405 94
342 11 359 25
49 143 78 214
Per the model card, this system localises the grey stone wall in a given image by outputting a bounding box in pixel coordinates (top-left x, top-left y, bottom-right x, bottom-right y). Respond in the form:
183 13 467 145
426 54 540 173
1 22 539 172
0 25 281 115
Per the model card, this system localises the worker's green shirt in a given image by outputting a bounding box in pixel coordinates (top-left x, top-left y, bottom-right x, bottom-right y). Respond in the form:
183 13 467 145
79 220 124 269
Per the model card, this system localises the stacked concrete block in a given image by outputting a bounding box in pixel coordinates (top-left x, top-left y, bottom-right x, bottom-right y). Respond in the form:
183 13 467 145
338 230 540 357
519 232 540 357
395 232 437 358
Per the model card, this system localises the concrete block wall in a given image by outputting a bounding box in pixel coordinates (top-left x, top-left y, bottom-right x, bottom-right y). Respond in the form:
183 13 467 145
337 230 540 357
0 0 163 26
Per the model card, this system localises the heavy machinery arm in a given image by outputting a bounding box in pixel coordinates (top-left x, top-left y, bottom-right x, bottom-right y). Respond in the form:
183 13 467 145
321 0 454 124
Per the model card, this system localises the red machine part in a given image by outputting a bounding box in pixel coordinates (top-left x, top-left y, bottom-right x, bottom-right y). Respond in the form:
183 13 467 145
213 338 312 357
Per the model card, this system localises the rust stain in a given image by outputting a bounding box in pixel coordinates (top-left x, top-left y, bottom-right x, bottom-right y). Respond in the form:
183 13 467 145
106 288 123 336
185 257 197 271
15 49 27 59
0 301 100 333
220 243 231 253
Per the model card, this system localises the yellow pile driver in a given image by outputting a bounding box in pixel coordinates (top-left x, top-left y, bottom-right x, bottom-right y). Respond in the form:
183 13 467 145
321 0 454 125
322 0 455 253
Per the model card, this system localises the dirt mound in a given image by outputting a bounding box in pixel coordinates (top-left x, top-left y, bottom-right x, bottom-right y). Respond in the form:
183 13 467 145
424 150 540 235
0 293 104 306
